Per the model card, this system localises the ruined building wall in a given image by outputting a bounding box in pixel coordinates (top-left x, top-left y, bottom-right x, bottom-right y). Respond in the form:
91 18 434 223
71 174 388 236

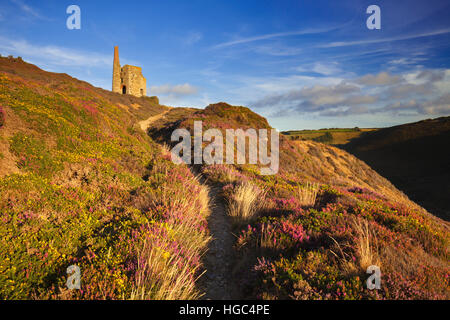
121 65 147 97
112 46 147 97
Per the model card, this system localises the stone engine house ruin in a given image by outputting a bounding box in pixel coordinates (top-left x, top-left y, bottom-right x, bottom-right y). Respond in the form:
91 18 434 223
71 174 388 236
112 46 147 97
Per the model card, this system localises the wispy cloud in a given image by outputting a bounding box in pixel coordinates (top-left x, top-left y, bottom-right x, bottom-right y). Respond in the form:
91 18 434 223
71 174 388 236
11 0 48 20
149 83 200 108
382 94 450 116
319 28 450 48
183 31 203 45
0 36 111 67
212 26 336 49
150 83 198 96
356 72 401 86
297 62 342 76
250 68 450 118
388 57 428 66
252 44 303 56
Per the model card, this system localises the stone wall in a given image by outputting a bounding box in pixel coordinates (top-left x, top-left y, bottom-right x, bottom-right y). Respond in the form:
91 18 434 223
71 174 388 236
121 65 147 97
111 46 147 97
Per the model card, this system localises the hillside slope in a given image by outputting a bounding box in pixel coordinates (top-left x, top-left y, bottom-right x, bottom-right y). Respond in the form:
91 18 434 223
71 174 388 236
0 57 211 299
149 103 428 211
344 117 450 221
0 57 448 300
149 102 449 299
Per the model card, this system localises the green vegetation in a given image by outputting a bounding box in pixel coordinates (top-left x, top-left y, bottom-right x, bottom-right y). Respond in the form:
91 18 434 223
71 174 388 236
0 57 448 300
282 127 376 145
284 127 362 135
0 57 209 299
312 131 333 143
152 103 449 300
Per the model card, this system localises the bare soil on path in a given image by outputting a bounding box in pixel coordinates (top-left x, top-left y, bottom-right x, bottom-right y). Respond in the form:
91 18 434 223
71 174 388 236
138 109 171 132
197 177 239 300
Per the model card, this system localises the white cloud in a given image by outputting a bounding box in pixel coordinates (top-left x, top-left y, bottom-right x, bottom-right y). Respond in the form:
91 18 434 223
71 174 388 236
213 26 336 49
150 83 198 96
388 57 427 66
250 68 450 118
297 62 342 76
235 74 343 98
415 69 446 82
11 0 48 20
252 81 375 115
184 32 203 45
300 83 360 100
383 94 450 115
319 28 450 48
0 36 111 67
253 45 303 56
357 72 402 86
386 83 433 99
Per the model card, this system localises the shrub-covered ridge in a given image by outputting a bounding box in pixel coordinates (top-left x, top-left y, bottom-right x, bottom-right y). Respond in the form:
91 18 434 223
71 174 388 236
0 57 209 299
150 102 449 300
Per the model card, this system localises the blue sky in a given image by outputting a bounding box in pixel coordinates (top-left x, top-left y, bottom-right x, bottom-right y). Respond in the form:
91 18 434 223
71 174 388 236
0 0 449 130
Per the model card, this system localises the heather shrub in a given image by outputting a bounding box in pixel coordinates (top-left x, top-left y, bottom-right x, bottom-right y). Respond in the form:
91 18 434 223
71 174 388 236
202 164 244 184
129 167 211 300
0 67 212 300
2 58 449 301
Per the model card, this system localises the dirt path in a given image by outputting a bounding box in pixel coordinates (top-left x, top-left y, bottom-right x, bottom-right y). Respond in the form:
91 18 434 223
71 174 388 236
138 109 171 132
199 180 239 300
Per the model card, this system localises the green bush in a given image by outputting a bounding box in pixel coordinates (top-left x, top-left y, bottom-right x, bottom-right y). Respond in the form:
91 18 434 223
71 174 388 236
313 131 333 143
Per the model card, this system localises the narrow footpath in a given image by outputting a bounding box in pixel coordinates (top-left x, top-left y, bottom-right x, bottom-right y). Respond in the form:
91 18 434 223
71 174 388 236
198 180 239 300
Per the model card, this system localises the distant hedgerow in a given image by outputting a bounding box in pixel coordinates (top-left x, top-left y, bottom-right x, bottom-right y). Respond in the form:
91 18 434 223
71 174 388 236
312 131 333 143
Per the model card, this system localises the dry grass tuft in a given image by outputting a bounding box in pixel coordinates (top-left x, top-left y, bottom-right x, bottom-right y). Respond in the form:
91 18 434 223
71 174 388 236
130 233 206 300
130 249 207 301
352 217 380 271
227 182 265 226
296 182 319 207
330 216 380 275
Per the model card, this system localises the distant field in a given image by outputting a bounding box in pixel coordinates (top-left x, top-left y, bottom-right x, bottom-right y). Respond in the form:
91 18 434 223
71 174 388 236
282 128 378 145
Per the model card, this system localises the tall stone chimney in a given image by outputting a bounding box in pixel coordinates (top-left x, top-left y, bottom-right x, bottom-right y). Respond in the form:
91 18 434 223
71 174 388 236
112 46 121 93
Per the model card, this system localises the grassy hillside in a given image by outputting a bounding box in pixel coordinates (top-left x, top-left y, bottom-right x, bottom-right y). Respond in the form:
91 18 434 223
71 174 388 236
0 56 211 299
149 103 449 300
0 57 448 300
344 117 450 221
